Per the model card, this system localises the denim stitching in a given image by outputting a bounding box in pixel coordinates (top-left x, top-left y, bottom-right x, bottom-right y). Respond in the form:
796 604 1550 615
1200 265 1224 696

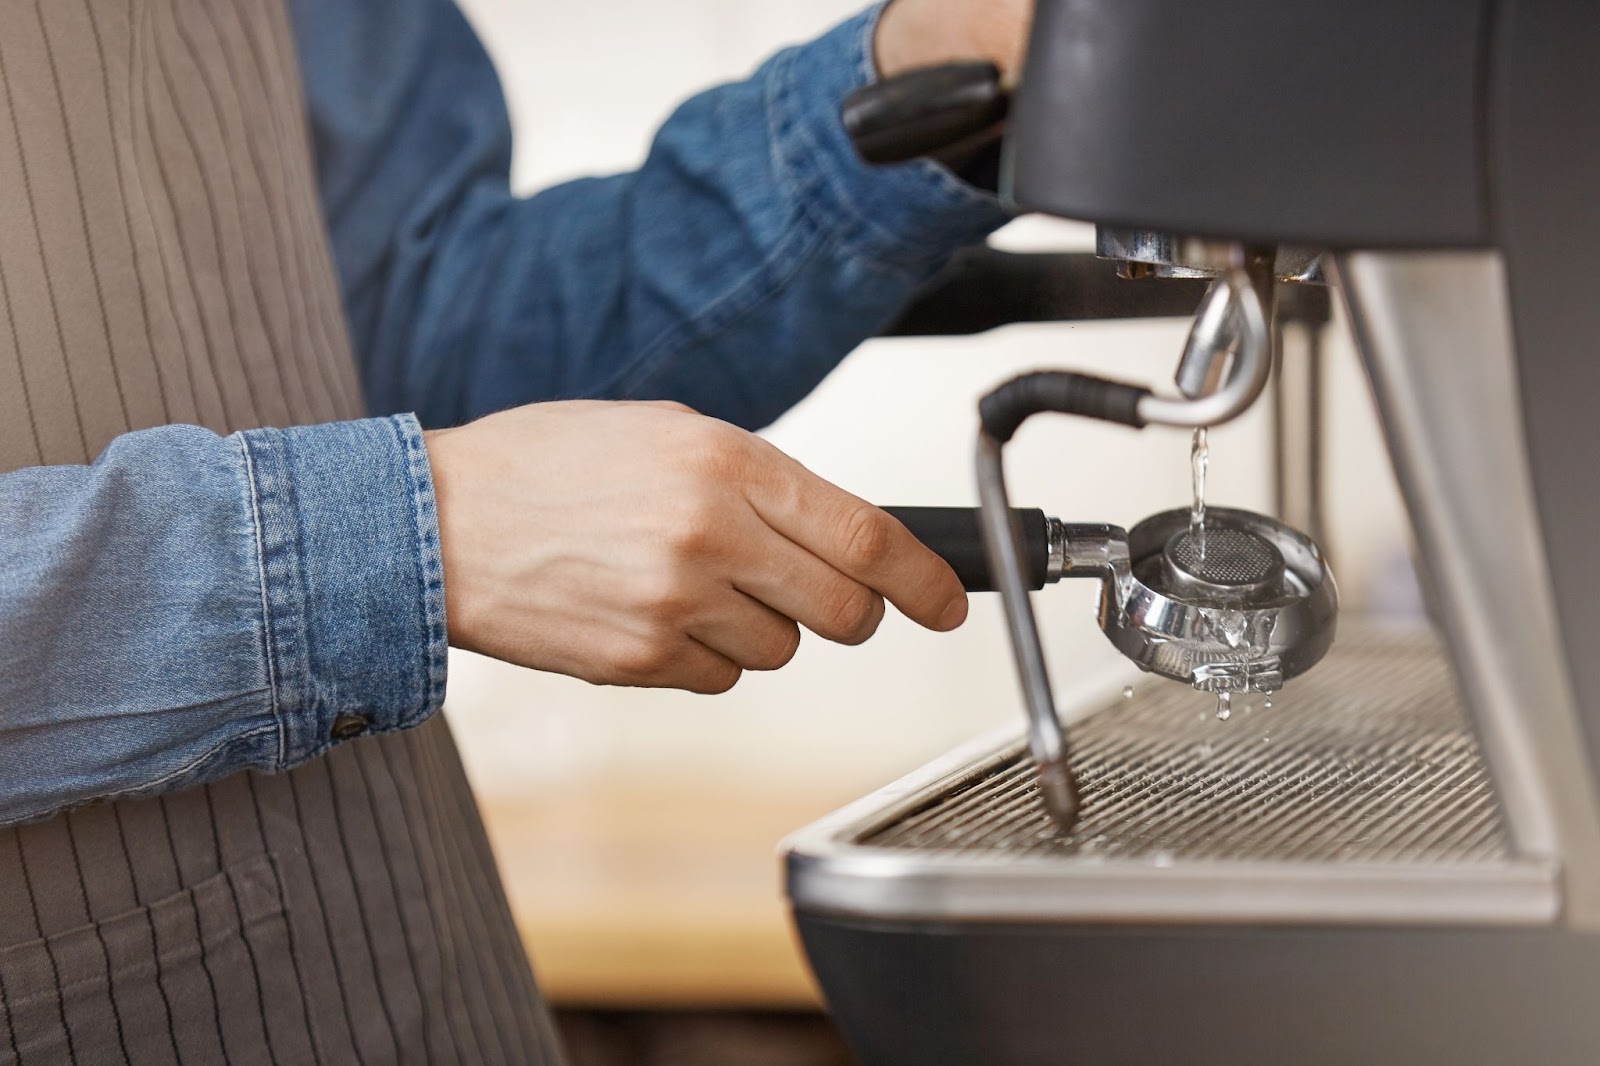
238 431 288 768
106 723 279 792
766 46 825 215
848 6 1007 210
770 33 922 283
280 432 322 752
7 723 280 827
395 413 448 722
241 424 314 765
775 8 1006 276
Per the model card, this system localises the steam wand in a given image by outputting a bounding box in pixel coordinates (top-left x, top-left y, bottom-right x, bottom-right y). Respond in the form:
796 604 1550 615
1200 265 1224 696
976 262 1271 831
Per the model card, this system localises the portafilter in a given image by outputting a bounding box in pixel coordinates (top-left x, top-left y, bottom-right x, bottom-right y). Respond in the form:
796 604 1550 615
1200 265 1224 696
883 258 1338 831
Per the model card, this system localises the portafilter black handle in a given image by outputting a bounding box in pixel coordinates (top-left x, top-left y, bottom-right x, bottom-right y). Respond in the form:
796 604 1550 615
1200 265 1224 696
884 506 1049 592
842 61 1009 166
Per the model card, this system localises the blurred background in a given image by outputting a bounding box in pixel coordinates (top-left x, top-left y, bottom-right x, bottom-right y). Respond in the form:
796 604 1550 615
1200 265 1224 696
445 1 1417 1061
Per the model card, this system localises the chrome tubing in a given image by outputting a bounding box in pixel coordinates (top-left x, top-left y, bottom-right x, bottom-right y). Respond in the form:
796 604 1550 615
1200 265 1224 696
1138 264 1272 429
972 251 1275 832
977 431 1079 830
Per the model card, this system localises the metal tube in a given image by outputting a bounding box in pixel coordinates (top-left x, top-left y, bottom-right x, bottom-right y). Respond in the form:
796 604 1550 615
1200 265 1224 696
977 432 1080 830
1174 277 1237 400
1136 264 1272 429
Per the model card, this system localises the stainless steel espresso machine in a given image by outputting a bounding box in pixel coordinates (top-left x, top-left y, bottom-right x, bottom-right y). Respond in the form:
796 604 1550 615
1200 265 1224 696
782 3 1600 1063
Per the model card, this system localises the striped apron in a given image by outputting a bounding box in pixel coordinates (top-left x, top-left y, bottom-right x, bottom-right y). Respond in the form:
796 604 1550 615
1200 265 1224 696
0 1 564 1061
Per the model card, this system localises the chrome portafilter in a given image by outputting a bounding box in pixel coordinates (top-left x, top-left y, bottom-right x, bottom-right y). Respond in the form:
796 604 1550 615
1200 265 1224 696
886 503 1339 828
1101 507 1337 695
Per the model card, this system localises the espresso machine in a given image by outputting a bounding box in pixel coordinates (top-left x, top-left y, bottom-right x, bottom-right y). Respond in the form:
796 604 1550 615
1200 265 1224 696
782 3 1600 1062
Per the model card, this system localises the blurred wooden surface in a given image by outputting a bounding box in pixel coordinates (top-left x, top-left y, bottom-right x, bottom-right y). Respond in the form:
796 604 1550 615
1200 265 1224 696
481 778 857 1008
556 1009 856 1066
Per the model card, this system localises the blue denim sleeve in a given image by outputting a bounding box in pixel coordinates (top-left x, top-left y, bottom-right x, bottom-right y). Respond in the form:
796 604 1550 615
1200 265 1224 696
290 1 1011 430
0 415 445 825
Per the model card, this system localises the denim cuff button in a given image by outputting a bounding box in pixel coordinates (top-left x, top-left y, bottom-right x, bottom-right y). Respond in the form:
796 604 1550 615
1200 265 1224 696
331 714 372 741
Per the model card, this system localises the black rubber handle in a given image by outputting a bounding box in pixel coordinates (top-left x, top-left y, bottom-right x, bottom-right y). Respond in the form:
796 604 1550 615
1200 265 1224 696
979 370 1150 443
885 506 1049 592
843 62 1009 166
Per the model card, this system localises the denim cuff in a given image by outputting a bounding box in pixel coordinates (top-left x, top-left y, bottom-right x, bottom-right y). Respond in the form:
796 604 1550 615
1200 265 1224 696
240 413 447 767
768 4 1013 275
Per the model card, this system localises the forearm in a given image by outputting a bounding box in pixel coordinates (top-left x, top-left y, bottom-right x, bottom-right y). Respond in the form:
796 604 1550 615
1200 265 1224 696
0 417 445 825
297 1 1010 431
412 11 1004 428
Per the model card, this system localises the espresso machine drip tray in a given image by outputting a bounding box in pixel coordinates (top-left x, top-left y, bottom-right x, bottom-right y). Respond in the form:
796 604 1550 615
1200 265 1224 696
866 633 1505 865
786 627 1555 927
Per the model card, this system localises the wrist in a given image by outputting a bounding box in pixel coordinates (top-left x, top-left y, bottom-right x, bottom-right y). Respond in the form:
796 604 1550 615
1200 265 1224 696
873 0 1030 81
873 0 939 79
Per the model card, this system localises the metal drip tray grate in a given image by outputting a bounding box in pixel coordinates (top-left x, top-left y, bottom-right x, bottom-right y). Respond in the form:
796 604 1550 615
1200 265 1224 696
863 631 1510 865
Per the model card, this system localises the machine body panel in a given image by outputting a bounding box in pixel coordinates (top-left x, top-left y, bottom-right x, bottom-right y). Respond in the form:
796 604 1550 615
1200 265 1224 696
1006 0 1489 247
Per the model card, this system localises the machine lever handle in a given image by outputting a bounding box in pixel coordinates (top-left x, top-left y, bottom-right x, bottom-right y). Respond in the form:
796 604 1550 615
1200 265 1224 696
842 62 1009 166
884 506 1049 592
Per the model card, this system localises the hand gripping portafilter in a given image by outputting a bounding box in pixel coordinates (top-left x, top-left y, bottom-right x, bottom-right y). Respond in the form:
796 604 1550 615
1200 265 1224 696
886 263 1337 830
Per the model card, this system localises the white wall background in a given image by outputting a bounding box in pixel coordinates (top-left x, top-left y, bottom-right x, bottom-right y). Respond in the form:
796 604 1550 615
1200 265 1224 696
445 0 1413 799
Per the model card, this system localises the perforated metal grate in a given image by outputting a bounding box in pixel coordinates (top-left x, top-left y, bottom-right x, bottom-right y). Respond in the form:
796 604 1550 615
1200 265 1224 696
863 630 1510 864
1167 527 1280 586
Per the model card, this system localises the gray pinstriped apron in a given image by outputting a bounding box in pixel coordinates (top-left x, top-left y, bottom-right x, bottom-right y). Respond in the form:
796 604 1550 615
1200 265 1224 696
0 1 564 1061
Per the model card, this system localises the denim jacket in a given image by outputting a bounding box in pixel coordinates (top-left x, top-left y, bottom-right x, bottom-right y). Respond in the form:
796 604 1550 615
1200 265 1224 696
0 1 1007 824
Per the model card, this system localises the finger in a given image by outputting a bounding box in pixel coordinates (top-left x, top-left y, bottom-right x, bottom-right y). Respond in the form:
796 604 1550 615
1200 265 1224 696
671 638 745 694
742 446 967 631
617 636 743 695
729 526 887 646
685 590 803 671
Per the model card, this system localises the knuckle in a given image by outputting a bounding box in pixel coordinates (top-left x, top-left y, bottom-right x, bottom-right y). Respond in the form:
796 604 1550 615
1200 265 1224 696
837 504 893 573
685 422 749 479
612 638 676 683
820 584 884 645
751 624 802 671
636 573 693 622
661 496 722 559
693 661 743 695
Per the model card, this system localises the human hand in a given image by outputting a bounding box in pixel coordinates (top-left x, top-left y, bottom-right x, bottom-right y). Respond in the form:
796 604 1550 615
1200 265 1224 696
874 0 1035 81
425 401 968 694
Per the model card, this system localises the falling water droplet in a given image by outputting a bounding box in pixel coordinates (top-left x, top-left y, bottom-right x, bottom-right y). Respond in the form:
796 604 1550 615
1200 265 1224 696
1215 691 1233 721
1264 696 1274 709
1122 685 1135 700
1152 851 1175 868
